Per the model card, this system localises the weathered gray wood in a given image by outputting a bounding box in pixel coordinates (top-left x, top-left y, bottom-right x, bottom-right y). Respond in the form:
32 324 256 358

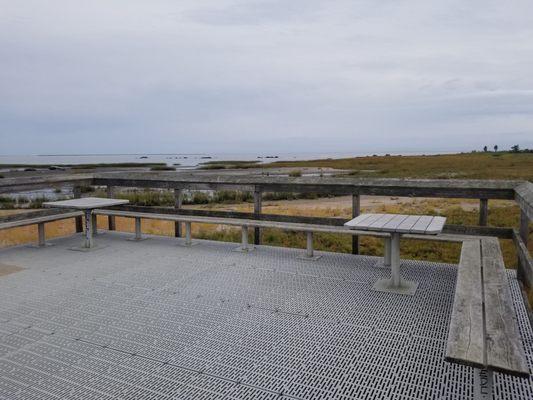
37 223 45 246
445 240 485 369
0 210 83 230
91 174 519 199
73 186 83 233
382 215 409 230
481 237 529 377
513 229 533 290
515 181 533 221
442 224 513 239
396 215 422 233
479 199 489 226
520 210 530 247
425 216 447 234
367 214 397 230
345 213 385 228
107 186 116 231
174 188 183 238
95 208 476 243
43 197 129 209
410 216 434 234
352 194 360 255
254 189 262 246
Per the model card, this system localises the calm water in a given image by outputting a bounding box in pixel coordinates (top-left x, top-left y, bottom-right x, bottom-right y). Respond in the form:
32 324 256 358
0 151 445 168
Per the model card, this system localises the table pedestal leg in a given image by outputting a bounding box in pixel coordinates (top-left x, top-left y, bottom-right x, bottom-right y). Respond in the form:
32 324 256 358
375 236 392 268
84 210 93 248
372 233 418 295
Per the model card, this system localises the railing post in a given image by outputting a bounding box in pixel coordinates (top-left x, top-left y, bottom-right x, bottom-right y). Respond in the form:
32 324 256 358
73 186 83 233
174 188 183 237
107 186 116 231
520 210 530 248
479 198 488 226
352 194 360 254
254 189 262 246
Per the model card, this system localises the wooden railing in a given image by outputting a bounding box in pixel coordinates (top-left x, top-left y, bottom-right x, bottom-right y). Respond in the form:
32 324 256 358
1 172 531 313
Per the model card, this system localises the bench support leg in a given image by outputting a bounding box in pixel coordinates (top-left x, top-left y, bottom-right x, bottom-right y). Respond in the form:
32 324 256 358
38 222 46 247
474 368 493 400
297 232 321 261
84 210 94 249
177 221 199 246
375 236 392 268
372 233 418 295
127 217 149 241
235 226 254 252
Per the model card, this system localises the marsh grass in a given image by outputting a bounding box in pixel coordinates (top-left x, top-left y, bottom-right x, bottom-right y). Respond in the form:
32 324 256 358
267 152 533 180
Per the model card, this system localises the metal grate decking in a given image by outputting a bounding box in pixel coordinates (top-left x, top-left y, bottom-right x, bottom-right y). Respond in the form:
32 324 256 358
0 233 532 399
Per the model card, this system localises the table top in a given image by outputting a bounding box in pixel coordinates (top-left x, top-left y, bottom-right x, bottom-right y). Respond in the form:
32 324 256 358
43 197 129 210
345 213 446 235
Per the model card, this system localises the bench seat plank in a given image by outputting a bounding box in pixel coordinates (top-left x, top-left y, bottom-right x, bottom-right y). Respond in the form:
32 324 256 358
0 211 83 230
482 238 529 377
445 240 485 369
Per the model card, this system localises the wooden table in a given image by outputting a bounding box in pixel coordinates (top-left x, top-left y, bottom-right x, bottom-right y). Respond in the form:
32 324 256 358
345 213 446 295
43 197 129 250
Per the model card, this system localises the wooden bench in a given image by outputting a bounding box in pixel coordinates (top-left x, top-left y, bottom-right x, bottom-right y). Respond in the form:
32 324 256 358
0 209 83 247
446 237 529 377
94 208 476 257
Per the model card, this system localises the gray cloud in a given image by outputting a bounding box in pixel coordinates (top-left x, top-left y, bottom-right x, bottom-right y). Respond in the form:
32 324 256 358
1 0 532 155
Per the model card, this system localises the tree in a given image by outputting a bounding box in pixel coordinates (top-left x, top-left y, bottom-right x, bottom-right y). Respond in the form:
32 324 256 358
511 144 520 153
483 145 488 152
494 145 498 152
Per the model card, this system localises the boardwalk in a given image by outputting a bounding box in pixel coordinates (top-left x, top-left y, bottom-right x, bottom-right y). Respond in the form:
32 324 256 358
0 233 532 399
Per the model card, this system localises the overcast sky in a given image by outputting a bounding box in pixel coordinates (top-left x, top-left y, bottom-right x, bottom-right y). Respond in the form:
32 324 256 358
1 1 533 155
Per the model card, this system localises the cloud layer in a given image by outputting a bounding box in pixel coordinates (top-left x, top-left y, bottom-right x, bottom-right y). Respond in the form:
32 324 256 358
1 0 533 154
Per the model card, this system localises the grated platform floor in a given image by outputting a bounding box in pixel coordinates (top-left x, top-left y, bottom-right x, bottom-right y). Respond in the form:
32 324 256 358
0 232 532 399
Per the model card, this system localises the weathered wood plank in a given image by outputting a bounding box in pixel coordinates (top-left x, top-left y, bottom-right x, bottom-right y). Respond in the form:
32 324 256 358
410 216 434 234
442 224 513 239
396 215 421 233
482 237 529 377
513 229 533 290
426 216 447 234
445 240 485 369
0 211 83 230
345 213 384 228
382 214 409 230
91 174 520 199
367 214 397 230
515 181 533 221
